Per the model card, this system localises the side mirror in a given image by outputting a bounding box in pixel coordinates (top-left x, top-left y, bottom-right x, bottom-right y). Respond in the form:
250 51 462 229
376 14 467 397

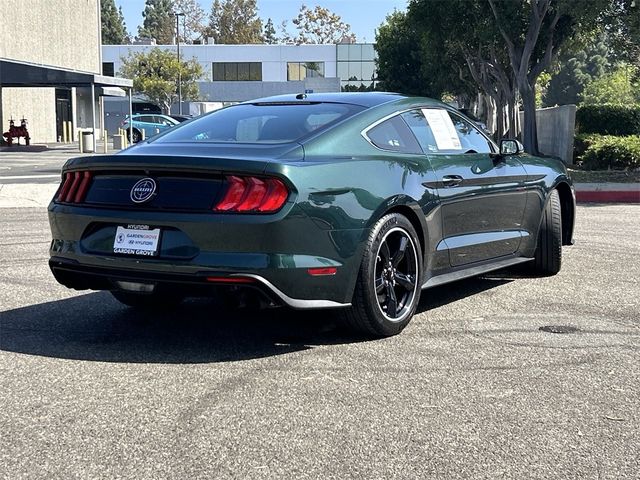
500 139 524 155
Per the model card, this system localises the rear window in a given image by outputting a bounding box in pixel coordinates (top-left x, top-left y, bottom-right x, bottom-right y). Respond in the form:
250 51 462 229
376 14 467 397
154 102 365 144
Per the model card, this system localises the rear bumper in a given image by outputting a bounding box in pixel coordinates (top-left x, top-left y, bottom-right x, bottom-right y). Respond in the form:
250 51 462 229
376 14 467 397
49 257 350 309
48 203 366 307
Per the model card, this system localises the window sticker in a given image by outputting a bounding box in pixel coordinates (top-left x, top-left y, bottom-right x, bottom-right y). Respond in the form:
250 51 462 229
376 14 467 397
421 109 462 151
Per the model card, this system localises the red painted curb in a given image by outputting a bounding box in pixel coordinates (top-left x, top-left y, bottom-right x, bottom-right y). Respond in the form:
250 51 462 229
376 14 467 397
576 191 640 203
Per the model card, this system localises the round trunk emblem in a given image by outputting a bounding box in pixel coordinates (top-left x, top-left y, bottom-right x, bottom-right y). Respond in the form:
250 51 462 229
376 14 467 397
130 178 157 203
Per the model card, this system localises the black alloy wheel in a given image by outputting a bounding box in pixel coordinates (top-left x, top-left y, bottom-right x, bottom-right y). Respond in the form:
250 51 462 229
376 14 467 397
374 227 419 321
343 213 422 337
127 129 142 144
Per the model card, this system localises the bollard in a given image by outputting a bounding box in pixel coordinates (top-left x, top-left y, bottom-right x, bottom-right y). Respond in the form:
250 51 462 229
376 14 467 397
103 130 108 153
78 129 84 153
119 128 127 148
65 121 72 143
62 123 68 143
141 130 146 141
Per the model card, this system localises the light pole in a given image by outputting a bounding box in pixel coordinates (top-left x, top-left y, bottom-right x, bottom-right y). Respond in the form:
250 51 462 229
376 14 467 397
175 12 185 115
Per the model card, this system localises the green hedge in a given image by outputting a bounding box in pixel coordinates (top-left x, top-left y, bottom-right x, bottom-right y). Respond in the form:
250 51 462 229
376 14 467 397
573 133 601 160
580 134 640 170
576 104 640 135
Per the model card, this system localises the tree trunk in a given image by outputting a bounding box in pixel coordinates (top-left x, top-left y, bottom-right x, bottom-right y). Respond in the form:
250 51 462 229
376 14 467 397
520 85 538 155
495 96 505 141
485 95 496 136
506 97 518 138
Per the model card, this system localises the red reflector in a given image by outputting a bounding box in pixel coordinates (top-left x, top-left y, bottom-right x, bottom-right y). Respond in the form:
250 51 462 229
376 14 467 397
56 173 73 202
206 276 256 284
215 176 246 211
73 171 93 203
307 267 337 276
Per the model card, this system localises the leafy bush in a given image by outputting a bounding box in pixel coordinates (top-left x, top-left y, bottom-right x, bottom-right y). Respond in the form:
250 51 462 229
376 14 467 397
573 133 601 160
581 64 640 106
581 135 640 170
576 104 640 135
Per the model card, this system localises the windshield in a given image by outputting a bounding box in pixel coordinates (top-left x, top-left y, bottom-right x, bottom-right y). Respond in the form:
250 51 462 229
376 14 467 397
153 102 365 144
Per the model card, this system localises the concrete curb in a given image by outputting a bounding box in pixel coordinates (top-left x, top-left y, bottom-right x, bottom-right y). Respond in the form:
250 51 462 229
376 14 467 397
574 183 640 204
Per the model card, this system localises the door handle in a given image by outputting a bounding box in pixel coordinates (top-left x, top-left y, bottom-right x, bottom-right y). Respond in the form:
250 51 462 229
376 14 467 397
441 175 463 187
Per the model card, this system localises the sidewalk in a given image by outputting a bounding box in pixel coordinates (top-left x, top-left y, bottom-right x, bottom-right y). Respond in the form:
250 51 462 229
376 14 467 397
574 183 640 203
0 141 114 155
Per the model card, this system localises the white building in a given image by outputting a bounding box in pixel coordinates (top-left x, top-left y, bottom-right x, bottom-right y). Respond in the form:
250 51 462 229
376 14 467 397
0 1 131 144
102 43 378 104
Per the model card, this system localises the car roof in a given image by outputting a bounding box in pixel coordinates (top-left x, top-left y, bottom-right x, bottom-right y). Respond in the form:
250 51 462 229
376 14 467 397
129 114 173 120
242 92 448 109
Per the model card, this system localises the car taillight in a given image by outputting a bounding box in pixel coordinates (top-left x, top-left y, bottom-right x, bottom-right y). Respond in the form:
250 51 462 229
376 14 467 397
56 171 93 204
213 175 289 213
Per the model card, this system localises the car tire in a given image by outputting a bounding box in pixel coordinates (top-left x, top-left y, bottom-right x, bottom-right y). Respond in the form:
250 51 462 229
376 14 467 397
342 213 422 337
111 290 184 309
127 129 142 144
531 189 562 276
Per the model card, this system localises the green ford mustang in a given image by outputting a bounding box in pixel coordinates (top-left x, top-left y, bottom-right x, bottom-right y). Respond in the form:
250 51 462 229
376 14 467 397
48 92 575 337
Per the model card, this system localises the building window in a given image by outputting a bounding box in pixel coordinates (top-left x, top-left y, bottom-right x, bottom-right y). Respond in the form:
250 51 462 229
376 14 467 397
102 62 115 77
287 62 325 81
212 62 262 81
336 43 378 92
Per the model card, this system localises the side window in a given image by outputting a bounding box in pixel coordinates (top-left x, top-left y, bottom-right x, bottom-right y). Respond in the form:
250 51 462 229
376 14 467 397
446 112 492 153
137 116 152 123
366 115 423 154
401 110 438 153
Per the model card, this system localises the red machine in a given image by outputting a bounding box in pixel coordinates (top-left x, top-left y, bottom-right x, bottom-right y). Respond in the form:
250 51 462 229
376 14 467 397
3 118 31 146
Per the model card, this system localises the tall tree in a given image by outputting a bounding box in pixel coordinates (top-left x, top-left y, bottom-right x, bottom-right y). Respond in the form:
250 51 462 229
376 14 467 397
378 2 516 139
291 4 355 44
204 0 263 44
375 11 428 96
138 0 175 44
173 0 207 43
543 37 609 107
379 0 613 151
581 63 640 105
120 48 204 113
278 20 293 43
412 0 519 139
101 0 128 45
602 0 640 66
263 18 278 44
487 0 608 154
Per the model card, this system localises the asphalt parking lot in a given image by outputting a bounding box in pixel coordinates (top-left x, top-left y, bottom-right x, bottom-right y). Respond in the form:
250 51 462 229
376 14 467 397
0 198 638 478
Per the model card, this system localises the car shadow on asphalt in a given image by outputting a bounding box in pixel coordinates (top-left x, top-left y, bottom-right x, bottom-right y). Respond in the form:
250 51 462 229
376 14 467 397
416 276 512 314
0 277 511 364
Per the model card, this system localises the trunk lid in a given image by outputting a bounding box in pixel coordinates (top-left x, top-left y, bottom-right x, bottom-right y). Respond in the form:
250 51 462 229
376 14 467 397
57 142 303 211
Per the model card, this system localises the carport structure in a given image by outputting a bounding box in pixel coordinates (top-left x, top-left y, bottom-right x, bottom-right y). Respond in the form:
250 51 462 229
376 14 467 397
0 58 134 150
